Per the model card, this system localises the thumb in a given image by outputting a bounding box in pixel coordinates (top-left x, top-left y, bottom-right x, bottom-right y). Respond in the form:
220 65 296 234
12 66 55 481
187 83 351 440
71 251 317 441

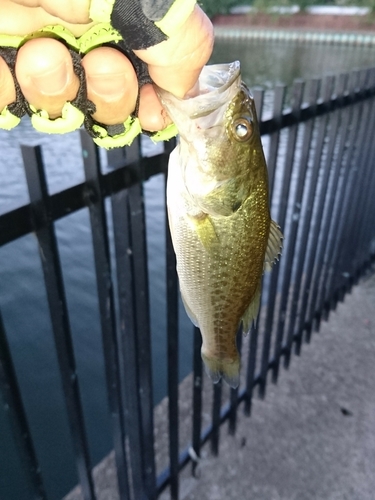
134 6 213 98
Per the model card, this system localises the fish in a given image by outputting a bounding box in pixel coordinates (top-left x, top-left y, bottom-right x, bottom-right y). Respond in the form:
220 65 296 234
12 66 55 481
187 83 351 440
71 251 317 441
156 61 282 388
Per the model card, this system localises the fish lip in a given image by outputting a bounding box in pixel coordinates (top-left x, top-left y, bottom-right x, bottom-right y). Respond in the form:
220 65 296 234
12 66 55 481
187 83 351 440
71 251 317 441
155 61 241 119
190 61 241 118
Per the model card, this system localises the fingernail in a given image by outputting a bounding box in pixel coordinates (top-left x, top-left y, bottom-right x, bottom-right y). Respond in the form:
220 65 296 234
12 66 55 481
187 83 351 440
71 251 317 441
31 62 69 96
87 74 127 100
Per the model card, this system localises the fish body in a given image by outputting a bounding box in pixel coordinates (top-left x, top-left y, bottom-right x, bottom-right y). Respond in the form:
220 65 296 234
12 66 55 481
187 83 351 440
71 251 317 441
157 62 282 388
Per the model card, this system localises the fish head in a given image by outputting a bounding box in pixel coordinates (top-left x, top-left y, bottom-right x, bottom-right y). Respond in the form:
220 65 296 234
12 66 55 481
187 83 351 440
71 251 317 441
157 62 267 217
197 81 265 216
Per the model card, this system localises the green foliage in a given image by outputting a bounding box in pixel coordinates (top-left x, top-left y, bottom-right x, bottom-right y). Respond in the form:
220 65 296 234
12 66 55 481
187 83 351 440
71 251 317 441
199 0 248 18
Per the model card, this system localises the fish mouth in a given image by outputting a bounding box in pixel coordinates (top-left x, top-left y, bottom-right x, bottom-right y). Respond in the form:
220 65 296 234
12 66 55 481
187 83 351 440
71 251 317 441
189 61 241 118
155 61 241 126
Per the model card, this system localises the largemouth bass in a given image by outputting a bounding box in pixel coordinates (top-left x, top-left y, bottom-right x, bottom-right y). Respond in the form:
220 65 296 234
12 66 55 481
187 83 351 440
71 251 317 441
157 61 282 388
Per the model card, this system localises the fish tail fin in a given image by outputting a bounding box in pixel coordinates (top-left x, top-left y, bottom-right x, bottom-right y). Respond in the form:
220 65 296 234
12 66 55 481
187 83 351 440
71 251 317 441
201 353 240 389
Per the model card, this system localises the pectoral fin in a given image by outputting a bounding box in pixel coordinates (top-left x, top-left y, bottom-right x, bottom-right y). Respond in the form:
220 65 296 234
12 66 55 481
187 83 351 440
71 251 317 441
264 220 283 271
180 292 199 327
187 213 218 251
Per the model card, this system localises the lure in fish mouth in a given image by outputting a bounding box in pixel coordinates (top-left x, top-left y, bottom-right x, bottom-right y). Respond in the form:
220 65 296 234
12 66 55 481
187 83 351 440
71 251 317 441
157 61 283 388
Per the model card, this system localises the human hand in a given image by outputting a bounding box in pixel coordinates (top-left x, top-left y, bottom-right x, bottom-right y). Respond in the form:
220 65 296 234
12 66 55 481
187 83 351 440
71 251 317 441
0 0 214 146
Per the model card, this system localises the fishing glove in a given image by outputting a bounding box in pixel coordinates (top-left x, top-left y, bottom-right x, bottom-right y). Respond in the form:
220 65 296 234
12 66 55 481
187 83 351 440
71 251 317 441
0 0 197 147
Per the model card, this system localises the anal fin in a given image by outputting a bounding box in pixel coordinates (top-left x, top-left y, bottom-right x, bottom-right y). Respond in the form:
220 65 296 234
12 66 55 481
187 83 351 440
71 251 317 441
242 282 261 336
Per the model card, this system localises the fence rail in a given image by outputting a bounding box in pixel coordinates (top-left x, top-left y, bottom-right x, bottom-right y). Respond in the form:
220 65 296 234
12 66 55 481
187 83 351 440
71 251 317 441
1 66 375 500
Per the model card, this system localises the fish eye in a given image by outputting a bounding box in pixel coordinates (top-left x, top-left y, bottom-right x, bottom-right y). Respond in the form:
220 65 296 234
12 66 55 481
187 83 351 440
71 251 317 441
232 118 253 142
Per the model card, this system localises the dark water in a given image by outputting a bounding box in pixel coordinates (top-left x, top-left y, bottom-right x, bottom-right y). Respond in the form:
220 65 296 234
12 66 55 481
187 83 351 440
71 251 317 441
1 38 375 500
212 36 375 94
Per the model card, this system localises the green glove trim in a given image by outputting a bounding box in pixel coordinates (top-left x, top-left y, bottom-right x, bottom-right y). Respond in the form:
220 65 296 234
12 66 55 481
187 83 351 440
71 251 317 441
0 106 21 130
92 116 142 149
0 23 122 53
78 23 123 53
0 26 79 50
23 25 80 50
30 102 84 134
149 123 178 143
0 34 24 48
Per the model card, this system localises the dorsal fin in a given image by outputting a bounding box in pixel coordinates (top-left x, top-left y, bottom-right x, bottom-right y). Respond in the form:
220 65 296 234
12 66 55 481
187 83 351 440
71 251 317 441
264 220 283 271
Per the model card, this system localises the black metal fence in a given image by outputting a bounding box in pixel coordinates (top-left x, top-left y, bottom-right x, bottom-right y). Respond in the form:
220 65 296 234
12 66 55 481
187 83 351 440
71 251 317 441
1 66 375 500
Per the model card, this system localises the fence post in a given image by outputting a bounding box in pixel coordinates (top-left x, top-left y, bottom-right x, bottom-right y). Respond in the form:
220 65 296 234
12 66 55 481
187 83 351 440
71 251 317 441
80 132 131 500
0 310 48 500
108 140 156 500
21 144 96 500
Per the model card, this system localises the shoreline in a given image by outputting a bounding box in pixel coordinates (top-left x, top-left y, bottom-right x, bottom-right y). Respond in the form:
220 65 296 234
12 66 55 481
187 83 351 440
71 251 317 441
213 13 375 33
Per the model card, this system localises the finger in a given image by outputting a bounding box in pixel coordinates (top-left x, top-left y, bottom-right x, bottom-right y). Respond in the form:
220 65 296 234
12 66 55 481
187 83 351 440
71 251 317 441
15 38 80 119
0 0 94 38
138 83 172 132
82 47 138 126
10 0 92 25
0 56 16 111
134 5 214 98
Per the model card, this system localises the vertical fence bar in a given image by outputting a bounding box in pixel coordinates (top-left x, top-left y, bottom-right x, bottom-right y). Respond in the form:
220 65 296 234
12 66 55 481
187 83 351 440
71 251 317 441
0 310 48 500
108 143 148 500
306 75 347 326
111 189 145 499
228 327 242 435
359 70 375 262
253 87 264 123
165 170 180 500
21 145 96 500
296 75 339 344
271 77 321 382
307 74 350 328
191 327 203 476
285 74 356 346
266 84 287 198
258 79 305 397
211 380 222 456
244 322 258 416
321 71 362 309
284 77 347 362
292 76 336 355
284 78 324 368
329 70 367 295
341 69 375 287
127 181 157 500
360 125 375 257
79 132 130 500
349 122 375 272
354 90 375 269
321 73 369 313
339 75 375 284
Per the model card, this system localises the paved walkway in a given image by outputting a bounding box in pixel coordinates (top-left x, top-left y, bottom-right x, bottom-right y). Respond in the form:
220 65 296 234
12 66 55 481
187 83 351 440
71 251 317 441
175 271 375 500
65 271 375 500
